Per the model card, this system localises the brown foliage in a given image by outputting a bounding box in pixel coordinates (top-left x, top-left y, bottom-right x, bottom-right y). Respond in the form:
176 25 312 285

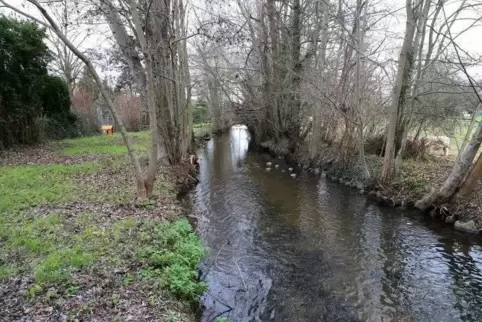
71 91 98 135
116 94 142 132
404 138 431 160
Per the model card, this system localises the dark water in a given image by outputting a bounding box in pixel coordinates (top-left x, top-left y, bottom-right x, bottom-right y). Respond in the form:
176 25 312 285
193 125 482 322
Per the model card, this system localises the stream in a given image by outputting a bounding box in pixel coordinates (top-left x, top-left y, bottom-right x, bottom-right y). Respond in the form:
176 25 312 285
192 125 482 322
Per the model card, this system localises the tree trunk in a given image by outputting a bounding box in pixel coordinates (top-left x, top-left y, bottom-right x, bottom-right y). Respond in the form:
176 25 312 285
310 0 329 159
129 0 159 195
380 0 419 183
355 0 370 180
394 0 431 166
457 152 482 198
415 122 482 210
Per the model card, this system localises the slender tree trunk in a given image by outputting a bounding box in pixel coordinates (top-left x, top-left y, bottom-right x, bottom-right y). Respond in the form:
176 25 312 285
355 0 370 180
415 122 482 209
457 152 482 198
310 0 329 159
380 0 419 183
395 0 431 168
129 0 159 195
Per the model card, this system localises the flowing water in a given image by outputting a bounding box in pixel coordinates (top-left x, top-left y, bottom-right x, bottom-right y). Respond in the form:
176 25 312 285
192 125 482 322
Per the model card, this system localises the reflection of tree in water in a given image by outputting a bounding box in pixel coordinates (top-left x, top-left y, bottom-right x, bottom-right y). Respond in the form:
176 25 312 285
441 238 482 321
378 210 413 321
198 128 273 322
196 128 482 322
253 177 364 321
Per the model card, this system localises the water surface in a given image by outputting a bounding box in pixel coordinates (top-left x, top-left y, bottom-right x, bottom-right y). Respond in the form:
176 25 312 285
193 125 482 322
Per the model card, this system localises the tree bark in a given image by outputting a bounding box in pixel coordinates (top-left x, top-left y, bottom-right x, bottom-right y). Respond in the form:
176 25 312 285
380 0 419 183
355 0 370 180
310 0 329 159
415 122 482 209
458 152 482 198
129 0 159 195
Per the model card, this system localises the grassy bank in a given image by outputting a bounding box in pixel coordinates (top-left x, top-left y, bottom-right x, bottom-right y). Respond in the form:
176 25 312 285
0 132 205 321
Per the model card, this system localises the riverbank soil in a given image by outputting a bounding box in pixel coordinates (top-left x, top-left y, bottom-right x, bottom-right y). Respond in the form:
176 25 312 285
0 133 204 321
312 146 482 234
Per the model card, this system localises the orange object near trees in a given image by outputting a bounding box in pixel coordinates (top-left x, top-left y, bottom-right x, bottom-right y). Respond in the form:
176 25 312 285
101 125 114 135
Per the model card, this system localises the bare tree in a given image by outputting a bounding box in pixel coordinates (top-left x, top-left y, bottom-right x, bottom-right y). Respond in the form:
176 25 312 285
380 0 422 183
415 2 482 209
47 0 90 95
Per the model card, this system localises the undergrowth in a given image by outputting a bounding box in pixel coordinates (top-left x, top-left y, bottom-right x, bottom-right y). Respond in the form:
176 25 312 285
0 212 205 302
136 219 206 301
0 132 205 320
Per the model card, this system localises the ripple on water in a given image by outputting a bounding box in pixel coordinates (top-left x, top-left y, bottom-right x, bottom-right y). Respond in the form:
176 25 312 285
195 127 482 322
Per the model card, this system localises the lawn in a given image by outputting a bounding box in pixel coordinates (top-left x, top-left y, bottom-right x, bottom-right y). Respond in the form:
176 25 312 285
0 132 204 321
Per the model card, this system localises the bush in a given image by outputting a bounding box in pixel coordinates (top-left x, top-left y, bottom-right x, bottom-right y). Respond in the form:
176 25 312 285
0 16 50 148
0 18 82 148
192 100 210 124
403 138 431 160
364 134 385 156
117 94 142 131
41 75 71 118
71 91 99 136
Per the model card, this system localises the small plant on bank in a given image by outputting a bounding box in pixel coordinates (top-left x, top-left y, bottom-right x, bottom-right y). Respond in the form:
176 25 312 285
136 219 206 302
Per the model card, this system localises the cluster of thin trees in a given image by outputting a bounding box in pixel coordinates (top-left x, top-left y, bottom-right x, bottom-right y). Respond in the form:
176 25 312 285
191 0 482 208
2 0 482 208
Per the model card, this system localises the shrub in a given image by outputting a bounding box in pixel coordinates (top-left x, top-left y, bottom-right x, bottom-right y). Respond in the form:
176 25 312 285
403 138 431 160
117 94 142 131
71 91 99 135
364 134 385 156
0 16 50 148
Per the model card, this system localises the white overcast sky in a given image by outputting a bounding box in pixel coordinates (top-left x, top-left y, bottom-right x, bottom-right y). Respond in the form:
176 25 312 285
1 0 481 80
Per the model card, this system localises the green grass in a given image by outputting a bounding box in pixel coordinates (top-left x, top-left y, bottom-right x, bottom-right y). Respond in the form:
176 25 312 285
0 209 205 301
193 124 211 137
193 122 211 128
58 131 151 156
62 144 127 155
0 163 99 213
0 131 205 316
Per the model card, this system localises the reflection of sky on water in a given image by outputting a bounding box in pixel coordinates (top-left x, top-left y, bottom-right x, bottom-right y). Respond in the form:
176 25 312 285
195 126 482 322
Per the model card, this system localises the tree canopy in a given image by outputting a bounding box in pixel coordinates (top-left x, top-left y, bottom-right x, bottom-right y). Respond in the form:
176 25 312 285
0 16 75 148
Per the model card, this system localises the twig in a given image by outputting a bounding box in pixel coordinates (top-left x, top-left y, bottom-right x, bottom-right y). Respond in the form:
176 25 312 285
209 308 233 322
205 291 233 309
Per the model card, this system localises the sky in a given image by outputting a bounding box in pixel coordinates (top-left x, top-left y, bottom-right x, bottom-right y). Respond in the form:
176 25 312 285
1 0 481 82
